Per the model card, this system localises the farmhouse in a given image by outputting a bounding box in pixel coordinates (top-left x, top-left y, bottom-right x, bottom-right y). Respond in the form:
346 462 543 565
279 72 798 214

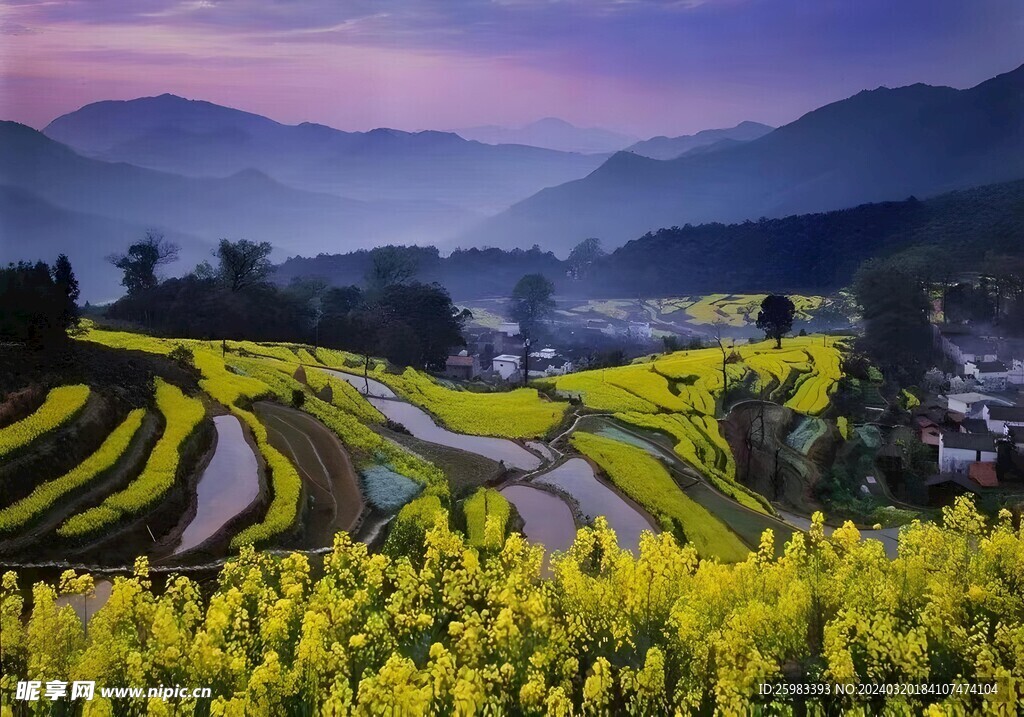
983 405 1024 434
938 431 997 475
491 354 522 381
944 392 1007 416
444 352 480 381
965 360 1008 388
527 347 574 378
1009 359 1024 385
936 329 997 368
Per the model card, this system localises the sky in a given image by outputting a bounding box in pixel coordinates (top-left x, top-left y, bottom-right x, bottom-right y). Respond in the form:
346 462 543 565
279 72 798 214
1 0 1022 137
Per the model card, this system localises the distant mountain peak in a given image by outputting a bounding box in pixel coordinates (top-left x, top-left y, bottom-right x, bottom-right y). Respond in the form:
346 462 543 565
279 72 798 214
529 117 576 128
625 121 775 160
462 64 1024 253
454 118 636 154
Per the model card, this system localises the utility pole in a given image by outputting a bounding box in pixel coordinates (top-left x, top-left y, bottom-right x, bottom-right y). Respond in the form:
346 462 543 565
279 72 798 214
522 337 531 387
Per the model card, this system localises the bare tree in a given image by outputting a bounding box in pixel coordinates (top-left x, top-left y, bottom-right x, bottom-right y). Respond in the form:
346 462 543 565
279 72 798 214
107 231 179 294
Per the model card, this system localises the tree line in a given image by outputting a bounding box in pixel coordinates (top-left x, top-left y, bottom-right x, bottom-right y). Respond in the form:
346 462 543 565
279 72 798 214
2 237 470 371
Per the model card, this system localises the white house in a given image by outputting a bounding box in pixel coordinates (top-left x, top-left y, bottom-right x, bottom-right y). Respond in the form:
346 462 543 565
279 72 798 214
965 360 1009 389
937 331 998 370
1009 359 1024 385
491 354 522 381
498 322 521 337
938 431 997 475
527 348 574 378
945 392 1005 416
982 405 1024 434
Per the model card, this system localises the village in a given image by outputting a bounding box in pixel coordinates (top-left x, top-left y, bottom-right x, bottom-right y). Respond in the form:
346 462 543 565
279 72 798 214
922 327 1024 497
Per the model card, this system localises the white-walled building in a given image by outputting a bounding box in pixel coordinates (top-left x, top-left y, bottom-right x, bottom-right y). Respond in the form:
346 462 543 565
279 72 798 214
527 347 573 378
936 330 998 370
965 360 1009 389
491 354 522 381
1009 359 1024 385
945 392 1002 416
982 405 1024 434
938 431 997 475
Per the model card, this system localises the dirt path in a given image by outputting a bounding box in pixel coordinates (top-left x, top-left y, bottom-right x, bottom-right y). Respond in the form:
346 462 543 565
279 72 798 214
254 402 363 545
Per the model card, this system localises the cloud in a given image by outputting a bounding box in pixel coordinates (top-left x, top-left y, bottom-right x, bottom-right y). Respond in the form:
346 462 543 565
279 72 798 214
2 0 1021 136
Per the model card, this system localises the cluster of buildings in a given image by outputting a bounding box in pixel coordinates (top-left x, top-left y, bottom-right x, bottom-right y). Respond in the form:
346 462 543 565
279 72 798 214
935 326 1024 389
443 322 573 384
918 391 1024 491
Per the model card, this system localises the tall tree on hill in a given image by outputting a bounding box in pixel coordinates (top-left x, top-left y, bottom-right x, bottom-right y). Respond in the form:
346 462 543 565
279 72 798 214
365 246 418 295
216 239 273 292
566 238 605 280
755 295 796 348
510 274 555 339
107 232 179 295
0 259 78 345
853 258 933 382
52 254 80 331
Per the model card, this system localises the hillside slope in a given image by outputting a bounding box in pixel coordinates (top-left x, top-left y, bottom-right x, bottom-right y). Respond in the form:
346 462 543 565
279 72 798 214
463 64 1024 253
44 95 606 214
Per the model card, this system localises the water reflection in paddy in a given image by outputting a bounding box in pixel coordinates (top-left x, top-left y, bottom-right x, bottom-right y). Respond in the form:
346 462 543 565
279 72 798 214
322 369 396 398
500 484 576 557
174 415 260 555
534 458 655 554
323 369 541 470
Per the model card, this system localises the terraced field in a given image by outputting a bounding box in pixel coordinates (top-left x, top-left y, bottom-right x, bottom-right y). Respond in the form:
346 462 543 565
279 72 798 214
0 322 846 567
541 336 845 515
313 352 566 439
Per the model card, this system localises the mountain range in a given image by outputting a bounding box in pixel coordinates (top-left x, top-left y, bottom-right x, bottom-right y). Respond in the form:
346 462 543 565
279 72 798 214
42 95 606 217
3 63 1023 300
463 63 1024 253
624 121 774 160
277 178 1024 299
453 117 637 154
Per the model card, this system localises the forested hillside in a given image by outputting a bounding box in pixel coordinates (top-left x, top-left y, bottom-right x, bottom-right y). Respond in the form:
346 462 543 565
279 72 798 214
276 179 1024 297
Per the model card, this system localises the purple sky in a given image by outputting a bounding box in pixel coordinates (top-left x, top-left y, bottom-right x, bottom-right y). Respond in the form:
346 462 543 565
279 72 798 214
1 0 1022 136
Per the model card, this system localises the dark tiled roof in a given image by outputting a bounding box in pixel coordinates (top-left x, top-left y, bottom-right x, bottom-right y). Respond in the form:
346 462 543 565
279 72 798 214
975 361 1007 372
942 431 996 451
960 419 989 434
988 406 1024 422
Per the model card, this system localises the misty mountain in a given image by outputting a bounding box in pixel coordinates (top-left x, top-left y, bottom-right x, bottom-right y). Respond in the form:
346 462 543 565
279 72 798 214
463 64 1024 254
276 178 1024 299
43 95 606 216
0 121 479 299
625 121 774 160
0 185 209 303
591 178 1024 295
453 117 637 154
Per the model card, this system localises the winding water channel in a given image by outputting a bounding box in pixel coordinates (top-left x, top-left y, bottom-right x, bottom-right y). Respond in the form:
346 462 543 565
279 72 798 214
500 485 577 557
174 415 260 555
322 369 542 471
533 458 656 555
